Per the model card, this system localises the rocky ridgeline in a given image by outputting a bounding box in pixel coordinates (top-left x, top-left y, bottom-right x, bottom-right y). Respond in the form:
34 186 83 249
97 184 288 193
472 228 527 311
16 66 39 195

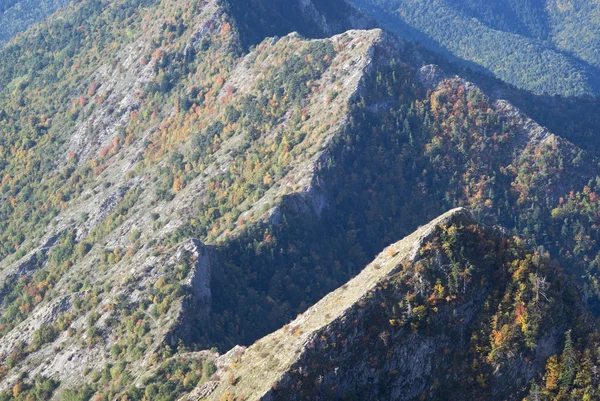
195 208 589 401
0 0 390 391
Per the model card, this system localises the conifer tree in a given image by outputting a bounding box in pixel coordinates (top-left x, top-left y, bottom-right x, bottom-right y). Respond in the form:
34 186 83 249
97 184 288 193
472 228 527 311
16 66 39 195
559 330 577 388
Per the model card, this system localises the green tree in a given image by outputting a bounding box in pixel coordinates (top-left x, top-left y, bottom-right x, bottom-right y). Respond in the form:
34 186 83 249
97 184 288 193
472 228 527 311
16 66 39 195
559 330 577 388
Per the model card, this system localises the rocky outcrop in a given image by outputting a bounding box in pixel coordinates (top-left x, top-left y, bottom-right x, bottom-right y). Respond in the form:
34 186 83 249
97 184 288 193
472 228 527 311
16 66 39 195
171 239 218 344
417 64 446 89
181 239 214 310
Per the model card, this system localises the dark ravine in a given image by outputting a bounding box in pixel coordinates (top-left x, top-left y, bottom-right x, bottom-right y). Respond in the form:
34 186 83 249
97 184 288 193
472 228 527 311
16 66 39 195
223 0 375 49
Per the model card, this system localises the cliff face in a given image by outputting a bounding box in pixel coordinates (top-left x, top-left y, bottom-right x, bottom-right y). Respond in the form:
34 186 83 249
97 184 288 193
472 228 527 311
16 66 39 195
200 209 592 401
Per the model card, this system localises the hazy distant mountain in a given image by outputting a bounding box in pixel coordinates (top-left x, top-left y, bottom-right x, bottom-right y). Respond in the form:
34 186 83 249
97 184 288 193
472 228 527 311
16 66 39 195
349 0 600 97
0 0 70 46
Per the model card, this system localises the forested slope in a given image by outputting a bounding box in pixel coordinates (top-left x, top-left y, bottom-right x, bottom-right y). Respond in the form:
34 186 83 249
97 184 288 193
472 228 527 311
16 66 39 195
349 0 600 97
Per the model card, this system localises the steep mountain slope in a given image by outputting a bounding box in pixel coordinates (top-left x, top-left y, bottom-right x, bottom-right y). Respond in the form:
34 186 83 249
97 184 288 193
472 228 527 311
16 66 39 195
199 209 600 401
0 0 393 397
0 0 70 46
348 0 600 96
2 0 600 399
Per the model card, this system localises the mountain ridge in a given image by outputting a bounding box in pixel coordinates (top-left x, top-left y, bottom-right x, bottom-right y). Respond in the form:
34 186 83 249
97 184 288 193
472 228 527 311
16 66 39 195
0 2 395 393
0 0 600 400
196 208 598 401
195 208 476 401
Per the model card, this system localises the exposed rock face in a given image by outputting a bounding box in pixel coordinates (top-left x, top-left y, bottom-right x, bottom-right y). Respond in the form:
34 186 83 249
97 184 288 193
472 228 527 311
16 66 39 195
173 239 217 344
181 239 214 310
417 64 446 89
